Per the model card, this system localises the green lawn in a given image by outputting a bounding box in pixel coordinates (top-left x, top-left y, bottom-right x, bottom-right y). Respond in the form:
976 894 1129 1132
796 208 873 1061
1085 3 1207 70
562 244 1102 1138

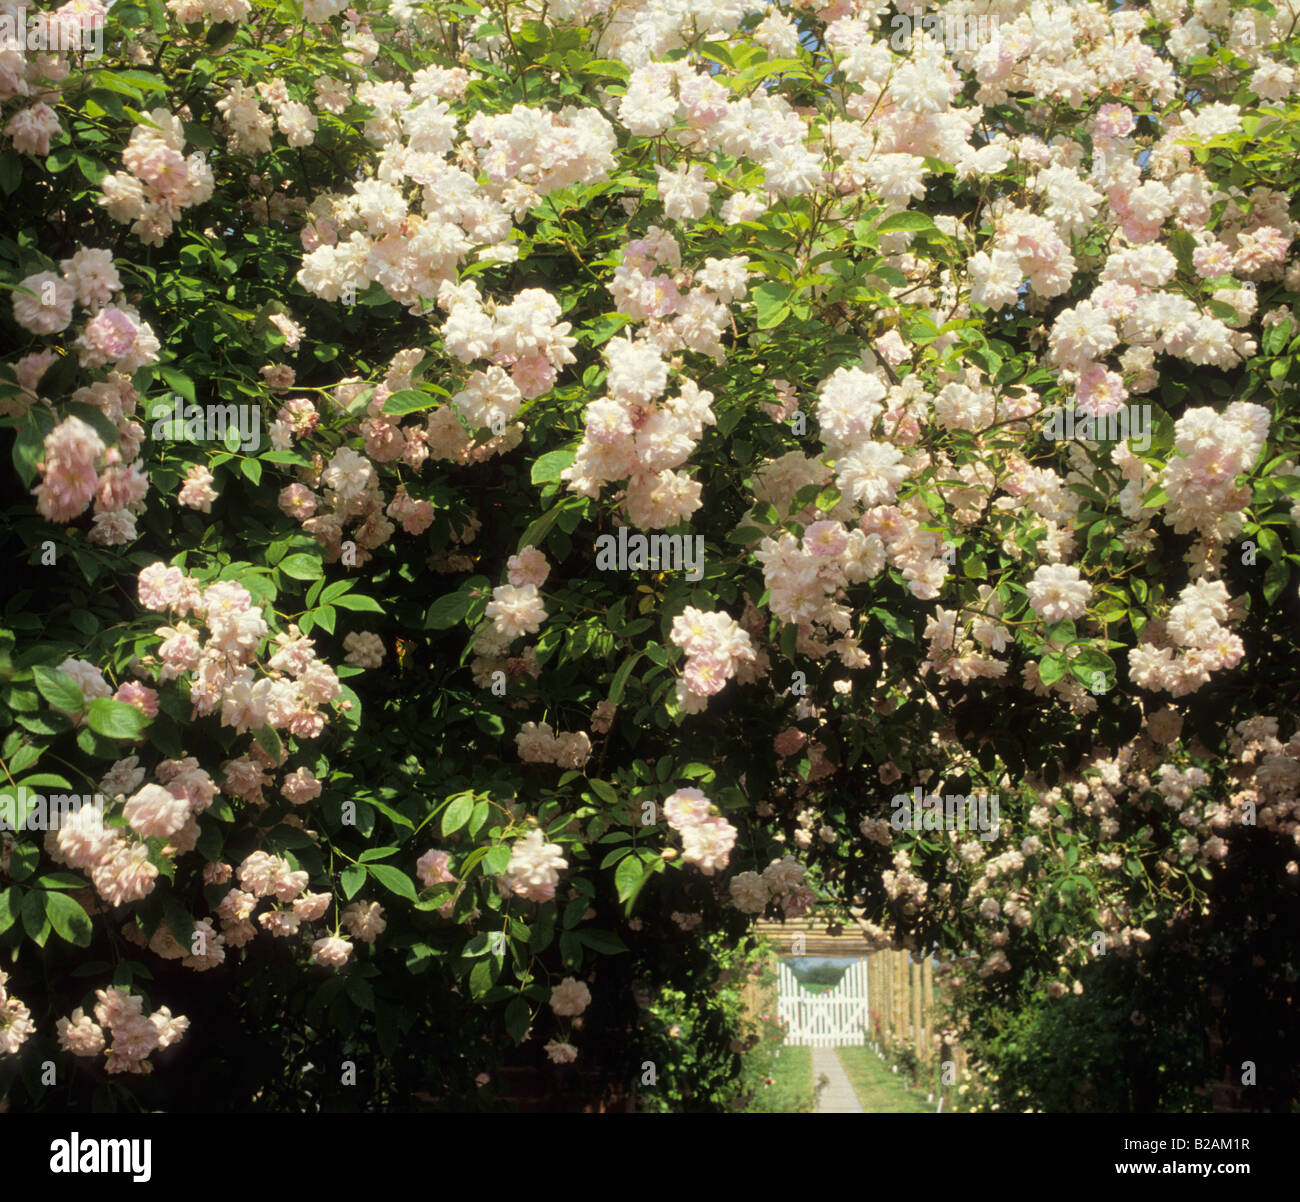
744 1044 815 1112
834 1045 935 1113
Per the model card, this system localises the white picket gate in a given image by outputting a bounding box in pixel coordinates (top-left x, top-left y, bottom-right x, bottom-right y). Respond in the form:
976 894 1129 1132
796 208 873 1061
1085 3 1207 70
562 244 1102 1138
776 959 869 1047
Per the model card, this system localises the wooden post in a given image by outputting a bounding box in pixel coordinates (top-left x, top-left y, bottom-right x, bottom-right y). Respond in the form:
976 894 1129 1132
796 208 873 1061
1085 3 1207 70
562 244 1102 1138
910 955 923 1066
883 951 892 1044
880 951 890 1043
921 953 934 1067
866 952 874 1041
894 950 907 1049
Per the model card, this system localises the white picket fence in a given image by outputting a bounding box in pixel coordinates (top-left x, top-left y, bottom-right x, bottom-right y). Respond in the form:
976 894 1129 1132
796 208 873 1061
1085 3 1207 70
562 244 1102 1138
776 959 869 1047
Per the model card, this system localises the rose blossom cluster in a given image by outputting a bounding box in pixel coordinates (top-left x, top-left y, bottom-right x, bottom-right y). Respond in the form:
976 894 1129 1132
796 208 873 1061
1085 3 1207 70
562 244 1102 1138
466 102 617 211
1226 717 1300 867
613 52 824 200
416 847 455 889
274 350 468 565
668 606 757 714
136 563 340 740
52 751 212 900
561 332 717 529
434 281 579 453
727 855 814 917
662 788 736 876
12 248 157 543
166 0 253 24
98 109 215 246
1026 563 1092 624
181 851 334 956
1160 403 1270 545
296 84 608 312
469 621 541 691
0 2 107 156
0 970 36 1056
605 225 745 361
515 722 592 770
486 583 548 642
28 412 146 544
1129 578 1245 697
501 828 568 902
479 546 554 651
920 591 1011 686
56 987 188 1075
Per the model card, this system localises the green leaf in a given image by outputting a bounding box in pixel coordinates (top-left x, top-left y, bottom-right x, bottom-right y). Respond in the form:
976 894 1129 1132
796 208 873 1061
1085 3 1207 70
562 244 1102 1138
45 892 93 946
588 779 619 805
425 590 472 630
463 930 503 958
1038 653 1069 687
608 651 641 705
345 977 374 1011
21 887 49 944
279 553 323 581
367 863 418 902
253 725 282 763
32 666 85 715
381 389 442 417
12 404 55 489
876 211 936 234
615 852 654 904
870 606 914 642
1069 649 1116 692
442 793 474 836
469 955 500 997
8 843 39 882
7 745 42 776
574 927 627 955
341 865 365 899
531 449 576 485
86 698 149 740
468 799 491 837
752 281 793 330
332 593 383 613
35 873 86 891
358 847 398 863
505 996 531 1043
158 367 196 403
1263 557 1290 605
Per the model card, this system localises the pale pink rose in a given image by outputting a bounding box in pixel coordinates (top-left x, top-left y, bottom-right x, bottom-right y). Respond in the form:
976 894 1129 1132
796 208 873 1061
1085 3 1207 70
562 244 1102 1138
56 1008 106 1057
662 787 712 830
341 900 386 942
123 783 189 839
13 269 74 333
416 848 455 888
312 935 353 968
281 767 322 805
114 681 158 718
178 464 219 512
549 976 591 1017
293 891 332 922
545 1040 579 1064
506 546 550 588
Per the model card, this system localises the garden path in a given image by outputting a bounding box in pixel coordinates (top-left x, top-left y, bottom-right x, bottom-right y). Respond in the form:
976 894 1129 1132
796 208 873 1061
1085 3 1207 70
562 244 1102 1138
811 1046 864 1113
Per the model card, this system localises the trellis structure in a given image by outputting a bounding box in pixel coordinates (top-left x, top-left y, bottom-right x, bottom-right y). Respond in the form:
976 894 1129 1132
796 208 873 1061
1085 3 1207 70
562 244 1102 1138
776 959 870 1047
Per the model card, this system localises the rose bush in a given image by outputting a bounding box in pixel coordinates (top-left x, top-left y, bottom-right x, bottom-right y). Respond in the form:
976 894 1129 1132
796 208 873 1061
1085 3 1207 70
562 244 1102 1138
1 0 1298 1110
